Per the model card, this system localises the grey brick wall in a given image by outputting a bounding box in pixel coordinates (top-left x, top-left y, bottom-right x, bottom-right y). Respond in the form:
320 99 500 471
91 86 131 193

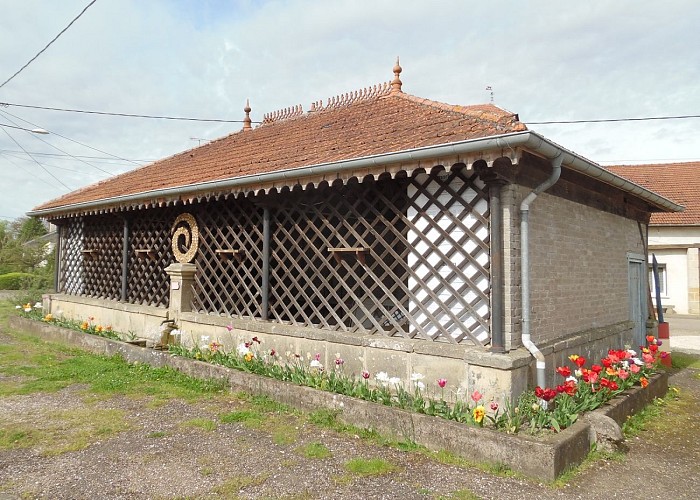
503 184 645 347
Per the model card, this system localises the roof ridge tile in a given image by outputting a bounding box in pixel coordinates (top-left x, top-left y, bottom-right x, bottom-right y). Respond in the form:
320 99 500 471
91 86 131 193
262 104 304 124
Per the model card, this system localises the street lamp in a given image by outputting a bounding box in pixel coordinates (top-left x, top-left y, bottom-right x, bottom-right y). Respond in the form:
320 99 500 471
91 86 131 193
0 123 49 134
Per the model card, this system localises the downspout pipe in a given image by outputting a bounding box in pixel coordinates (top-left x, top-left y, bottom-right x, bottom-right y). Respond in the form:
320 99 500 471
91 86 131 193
521 153 564 389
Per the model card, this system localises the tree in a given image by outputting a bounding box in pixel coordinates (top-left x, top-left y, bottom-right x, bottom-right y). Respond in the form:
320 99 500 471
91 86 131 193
0 217 51 275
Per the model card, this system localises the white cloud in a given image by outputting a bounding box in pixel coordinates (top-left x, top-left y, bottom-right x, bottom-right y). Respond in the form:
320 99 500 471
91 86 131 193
0 0 698 219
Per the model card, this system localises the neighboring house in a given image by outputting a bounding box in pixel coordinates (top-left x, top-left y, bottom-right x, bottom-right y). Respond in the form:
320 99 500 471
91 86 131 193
607 162 699 316
28 62 681 402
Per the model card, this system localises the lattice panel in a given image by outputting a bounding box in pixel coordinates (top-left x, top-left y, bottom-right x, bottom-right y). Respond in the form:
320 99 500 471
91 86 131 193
53 169 490 344
126 209 174 307
270 184 409 332
81 215 123 300
267 170 490 344
191 198 265 317
59 218 84 295
406 172 490 343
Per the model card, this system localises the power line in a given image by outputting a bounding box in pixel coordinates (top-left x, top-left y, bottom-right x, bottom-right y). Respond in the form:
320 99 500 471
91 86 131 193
0 0 99 89
597 157 700 165
0 148 149 164
0 123 48 134
0 107 143 166
0 127 71 190
1 100 696 126
0 151 104 174
0 101 258 123
0 153 60 190
526 114 700 125
0 140 64 191
0 109 113 176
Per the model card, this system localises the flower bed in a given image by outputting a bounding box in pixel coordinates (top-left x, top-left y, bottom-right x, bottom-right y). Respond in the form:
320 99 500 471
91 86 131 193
19 307 667 435
9 312 669 481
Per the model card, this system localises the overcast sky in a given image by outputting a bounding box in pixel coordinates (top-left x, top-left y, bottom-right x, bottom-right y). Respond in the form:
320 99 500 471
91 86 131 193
1 0 698 221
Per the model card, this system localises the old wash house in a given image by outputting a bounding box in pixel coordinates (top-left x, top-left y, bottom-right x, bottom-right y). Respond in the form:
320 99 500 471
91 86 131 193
30 62 681 401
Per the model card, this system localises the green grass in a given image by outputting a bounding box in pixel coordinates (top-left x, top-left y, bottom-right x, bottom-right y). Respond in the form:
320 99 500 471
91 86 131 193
622 387 682 438
220 409 265 428
271 422 299 445
219 407 299 444
181 418 217 432
297 441 331 459
212 474 269 497
552 447 625 487
308 408 341 428
147 431 167 438
235 392 297 415
426 449 515 477
438 489 482 500
670 352 700 370
0 407 129 456
344 457 399 476
0 327 227 402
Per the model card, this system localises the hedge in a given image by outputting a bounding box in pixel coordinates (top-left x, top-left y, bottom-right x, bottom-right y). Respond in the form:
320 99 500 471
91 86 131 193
0 272 47 290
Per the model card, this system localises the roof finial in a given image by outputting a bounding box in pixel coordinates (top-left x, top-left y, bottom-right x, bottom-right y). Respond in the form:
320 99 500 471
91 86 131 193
243 98 252 131
390 56 402 94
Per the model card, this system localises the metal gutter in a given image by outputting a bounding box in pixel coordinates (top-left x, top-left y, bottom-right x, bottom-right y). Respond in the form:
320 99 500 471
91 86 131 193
520 153 563 390
27 131 683 218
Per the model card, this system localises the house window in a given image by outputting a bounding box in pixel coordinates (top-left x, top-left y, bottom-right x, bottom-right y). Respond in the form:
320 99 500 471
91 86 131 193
649 264 667 297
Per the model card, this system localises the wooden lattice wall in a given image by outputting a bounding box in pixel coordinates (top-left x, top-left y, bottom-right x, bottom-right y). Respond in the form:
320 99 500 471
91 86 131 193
267 179 410 334
126 209 173 307
59 218 84 295
263 171 490 344
81 214 123 300
58 210 173 307
191 198 265 317
56 169 490 344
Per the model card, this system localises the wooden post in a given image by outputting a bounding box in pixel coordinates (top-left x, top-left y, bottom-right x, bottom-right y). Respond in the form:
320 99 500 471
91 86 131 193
475 164 508 353
262 206 270 320
53 225 61 293
120 218 129 302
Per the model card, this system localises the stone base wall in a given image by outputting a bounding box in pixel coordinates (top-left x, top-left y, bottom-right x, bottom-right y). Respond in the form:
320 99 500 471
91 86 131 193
537 320 636 388
43 294 638 402
43 294 167 342
45 294 532 405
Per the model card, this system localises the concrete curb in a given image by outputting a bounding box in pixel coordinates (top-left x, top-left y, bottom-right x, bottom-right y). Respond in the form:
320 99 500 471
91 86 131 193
8 316 668 481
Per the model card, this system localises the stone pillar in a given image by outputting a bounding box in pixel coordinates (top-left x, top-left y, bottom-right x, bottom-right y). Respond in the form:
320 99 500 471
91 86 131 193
164 263 196 321
688 248 700 315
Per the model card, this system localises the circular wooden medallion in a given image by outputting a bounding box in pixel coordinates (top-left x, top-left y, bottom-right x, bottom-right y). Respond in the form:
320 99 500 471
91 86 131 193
171 213 199 263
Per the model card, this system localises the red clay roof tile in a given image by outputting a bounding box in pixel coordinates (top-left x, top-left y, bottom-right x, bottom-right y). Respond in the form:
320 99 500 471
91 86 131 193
606 162 699 225
33 90 526 213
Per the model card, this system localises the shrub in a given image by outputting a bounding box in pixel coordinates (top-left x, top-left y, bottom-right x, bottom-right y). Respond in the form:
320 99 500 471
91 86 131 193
0 272 47 290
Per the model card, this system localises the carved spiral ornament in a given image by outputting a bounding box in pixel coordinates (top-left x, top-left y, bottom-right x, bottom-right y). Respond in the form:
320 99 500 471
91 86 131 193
171 213 199 263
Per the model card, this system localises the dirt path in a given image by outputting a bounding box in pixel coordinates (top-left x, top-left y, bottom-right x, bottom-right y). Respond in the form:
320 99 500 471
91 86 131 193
1 329 699 499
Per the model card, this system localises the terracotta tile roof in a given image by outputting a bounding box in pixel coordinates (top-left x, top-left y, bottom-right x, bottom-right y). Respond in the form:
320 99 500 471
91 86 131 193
32 88 526 213
606 162 699 225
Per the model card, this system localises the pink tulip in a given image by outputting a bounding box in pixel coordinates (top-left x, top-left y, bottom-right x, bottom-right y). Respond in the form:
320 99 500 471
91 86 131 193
437 378 447 388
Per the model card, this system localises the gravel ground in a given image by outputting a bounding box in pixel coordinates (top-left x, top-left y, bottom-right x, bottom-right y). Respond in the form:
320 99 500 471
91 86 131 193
1 330 699 499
